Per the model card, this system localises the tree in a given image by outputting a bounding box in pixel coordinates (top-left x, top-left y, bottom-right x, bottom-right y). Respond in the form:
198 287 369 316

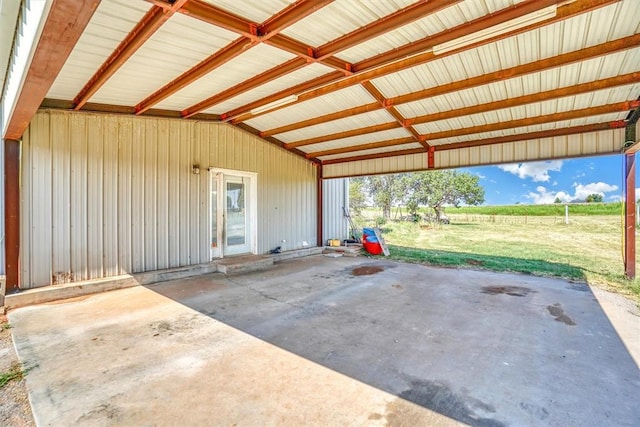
348 178 367 216
585 193 603 203
363 175 405 219
405 170 484 221
554 197 562 204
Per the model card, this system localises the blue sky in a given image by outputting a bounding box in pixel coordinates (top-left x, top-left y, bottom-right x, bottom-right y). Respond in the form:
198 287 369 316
461 154 634 205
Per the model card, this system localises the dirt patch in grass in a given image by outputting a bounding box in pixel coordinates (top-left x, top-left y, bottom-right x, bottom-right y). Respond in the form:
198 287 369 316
0 315 35 426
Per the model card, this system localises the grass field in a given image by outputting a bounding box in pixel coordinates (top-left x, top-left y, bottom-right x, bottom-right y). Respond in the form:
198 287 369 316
352 206 640 303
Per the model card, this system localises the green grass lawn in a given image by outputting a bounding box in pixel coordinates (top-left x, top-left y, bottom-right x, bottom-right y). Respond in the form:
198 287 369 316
352 208 640 303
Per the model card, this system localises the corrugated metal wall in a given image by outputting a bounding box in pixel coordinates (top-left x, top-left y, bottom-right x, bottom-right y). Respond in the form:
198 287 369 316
20 109 318 288
322 130 625 178
322 178 349 243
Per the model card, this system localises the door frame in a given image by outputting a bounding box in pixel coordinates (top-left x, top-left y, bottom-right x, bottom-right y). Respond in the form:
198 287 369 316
209 168 258 259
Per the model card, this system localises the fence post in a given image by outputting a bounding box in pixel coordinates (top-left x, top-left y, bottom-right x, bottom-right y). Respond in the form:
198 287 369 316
565 205 569 225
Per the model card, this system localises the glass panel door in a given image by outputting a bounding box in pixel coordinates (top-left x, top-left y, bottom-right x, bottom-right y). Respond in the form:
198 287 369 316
224 176 250 255
210 170 254 259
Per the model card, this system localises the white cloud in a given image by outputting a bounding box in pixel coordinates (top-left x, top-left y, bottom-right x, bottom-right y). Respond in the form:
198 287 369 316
476 173 486 179
572 182 618 200
526 182 619 204
498 160 562 182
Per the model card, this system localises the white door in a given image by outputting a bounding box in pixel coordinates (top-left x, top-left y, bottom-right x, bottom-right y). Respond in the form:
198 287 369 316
210 170 257 259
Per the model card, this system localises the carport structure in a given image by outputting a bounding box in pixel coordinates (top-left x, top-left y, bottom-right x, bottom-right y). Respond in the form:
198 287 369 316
2 0 640 295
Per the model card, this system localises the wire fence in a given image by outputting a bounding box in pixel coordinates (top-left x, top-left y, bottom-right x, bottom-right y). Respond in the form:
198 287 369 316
447 214 568 225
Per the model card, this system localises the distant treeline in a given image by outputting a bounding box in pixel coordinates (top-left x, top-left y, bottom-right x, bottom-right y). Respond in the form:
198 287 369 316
450 202 624 216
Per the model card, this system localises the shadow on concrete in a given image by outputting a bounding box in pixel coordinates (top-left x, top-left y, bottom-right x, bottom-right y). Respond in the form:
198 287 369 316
146 256 638 426
387 245 586 280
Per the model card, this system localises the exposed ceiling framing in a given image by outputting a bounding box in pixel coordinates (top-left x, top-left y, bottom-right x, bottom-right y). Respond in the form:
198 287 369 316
5 0 640 173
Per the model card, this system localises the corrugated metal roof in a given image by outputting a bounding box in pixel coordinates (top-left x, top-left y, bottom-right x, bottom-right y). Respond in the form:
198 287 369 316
14 0 637 176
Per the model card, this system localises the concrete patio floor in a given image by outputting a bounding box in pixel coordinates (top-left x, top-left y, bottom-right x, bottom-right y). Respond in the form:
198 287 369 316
8 255 640 426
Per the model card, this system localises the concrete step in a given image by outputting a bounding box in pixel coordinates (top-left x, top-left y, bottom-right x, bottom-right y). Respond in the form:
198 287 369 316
216 254 274 275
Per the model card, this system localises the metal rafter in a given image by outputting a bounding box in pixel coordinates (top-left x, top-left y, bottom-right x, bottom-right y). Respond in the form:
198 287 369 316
275 37 640 145
412 73 640 125
315 0 461 59
423 101 639 143
179 0 459 117
306 102 635 159
181 57 308 118
139 0 351 114
434 122 627 151
306 137 416 158
73 0 187 110
285 122 402 149
360 81 429 148
264 53 638 136
321 121 626 166
223 0 618 123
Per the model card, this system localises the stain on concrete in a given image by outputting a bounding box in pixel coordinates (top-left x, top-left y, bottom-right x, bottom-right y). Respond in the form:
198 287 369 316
481 286 534 297
352 266 384 276
519 402 550 421
566 283 589 292
368 412 383 420
387 378 506 427
76 402 122 423
392 284 403 290
547 303 576 326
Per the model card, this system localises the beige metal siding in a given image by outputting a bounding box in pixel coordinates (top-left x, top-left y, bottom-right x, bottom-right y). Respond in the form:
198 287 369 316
322 179 349 243
20 110 318 288
0 139 4 275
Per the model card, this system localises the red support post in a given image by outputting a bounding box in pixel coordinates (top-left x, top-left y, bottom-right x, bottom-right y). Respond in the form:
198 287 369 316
4 139 20 293
316 164 323 247
624 152 636 279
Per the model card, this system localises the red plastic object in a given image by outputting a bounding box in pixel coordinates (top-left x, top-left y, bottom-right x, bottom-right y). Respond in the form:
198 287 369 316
362 235 383 255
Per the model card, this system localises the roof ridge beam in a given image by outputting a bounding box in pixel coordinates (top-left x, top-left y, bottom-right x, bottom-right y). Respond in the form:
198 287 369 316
74 0 187 110
224 0 618 123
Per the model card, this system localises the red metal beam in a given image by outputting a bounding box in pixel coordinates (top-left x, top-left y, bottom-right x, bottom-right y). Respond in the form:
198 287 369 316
136 37 257 114
316 164 324 247
361 81 429 148
225 0 615 123
321 120 625 165
182 57 308 118
285 122 401 149
322 148 426 165
179 0 259 38
306 137 416 158
423 101 637 142
4 140 20 293
4 0 100 140
74 0 187 110
315 0 461 59
434 121 625 151
261 0 334 38
625 153 636 279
